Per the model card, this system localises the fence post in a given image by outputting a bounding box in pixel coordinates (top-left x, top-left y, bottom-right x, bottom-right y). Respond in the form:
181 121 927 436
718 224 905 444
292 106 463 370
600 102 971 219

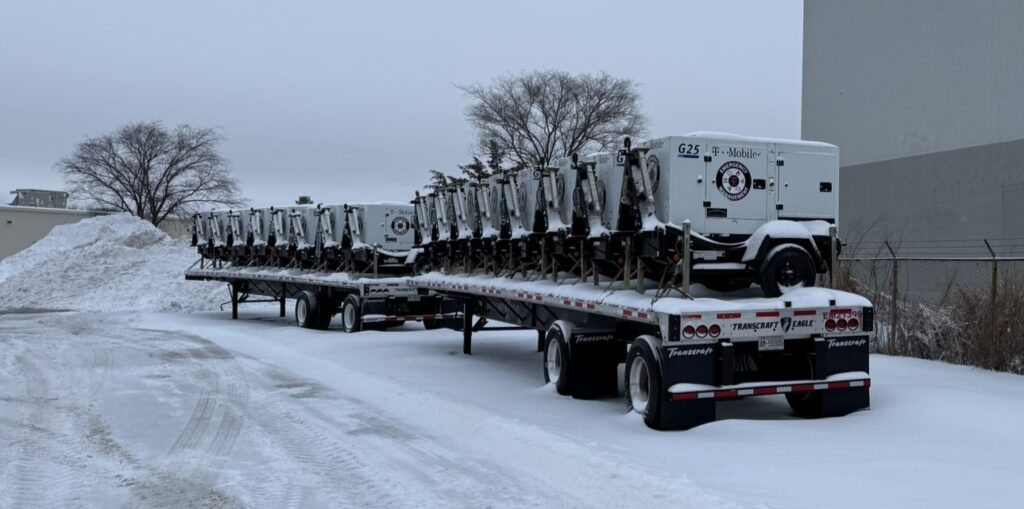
885 241 898 350
984 239 998 369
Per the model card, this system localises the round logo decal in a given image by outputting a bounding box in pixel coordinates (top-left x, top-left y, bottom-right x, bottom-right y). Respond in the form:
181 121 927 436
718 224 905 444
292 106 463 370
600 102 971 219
391 216 410 235
646 154 660 193
715 161 751 201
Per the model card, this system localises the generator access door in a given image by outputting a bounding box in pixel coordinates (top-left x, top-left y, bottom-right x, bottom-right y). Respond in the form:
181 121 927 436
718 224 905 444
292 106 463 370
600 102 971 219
703 140 770 234
775 148 837 220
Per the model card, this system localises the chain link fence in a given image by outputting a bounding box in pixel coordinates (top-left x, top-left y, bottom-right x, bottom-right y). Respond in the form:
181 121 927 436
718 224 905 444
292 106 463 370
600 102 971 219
832 239 1024 374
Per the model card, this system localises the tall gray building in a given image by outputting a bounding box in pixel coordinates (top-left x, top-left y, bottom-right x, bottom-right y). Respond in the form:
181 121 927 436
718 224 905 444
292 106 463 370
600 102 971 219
802 0 1024 244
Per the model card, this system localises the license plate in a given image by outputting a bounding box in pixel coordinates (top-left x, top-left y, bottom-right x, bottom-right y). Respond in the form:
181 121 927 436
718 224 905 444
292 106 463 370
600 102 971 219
758 337 785 351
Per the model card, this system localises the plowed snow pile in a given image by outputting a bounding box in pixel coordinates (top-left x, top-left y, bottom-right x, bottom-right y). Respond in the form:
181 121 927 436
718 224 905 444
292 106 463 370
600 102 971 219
0 214 224 312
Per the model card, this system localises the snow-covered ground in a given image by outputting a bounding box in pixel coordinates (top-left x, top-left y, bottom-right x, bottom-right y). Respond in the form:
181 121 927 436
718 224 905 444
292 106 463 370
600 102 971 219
1 307 1022 508
2 215 1021 508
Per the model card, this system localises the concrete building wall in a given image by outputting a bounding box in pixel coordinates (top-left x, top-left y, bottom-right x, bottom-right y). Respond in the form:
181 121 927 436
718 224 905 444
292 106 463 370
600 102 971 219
802 0 1024 242
0 206 96 259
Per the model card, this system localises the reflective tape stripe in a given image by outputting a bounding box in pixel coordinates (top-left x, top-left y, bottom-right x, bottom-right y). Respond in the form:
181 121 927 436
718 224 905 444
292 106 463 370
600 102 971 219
670 378 870 402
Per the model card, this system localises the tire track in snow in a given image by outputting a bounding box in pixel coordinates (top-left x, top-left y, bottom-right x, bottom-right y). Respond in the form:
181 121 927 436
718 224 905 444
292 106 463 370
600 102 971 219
168 394 216 453
136 328 249 459
238 362 579 509
4 338 98 509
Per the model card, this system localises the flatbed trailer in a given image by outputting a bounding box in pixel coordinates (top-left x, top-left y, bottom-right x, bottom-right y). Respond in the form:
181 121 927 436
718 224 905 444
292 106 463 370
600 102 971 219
185 265 461 332
413 272 873 430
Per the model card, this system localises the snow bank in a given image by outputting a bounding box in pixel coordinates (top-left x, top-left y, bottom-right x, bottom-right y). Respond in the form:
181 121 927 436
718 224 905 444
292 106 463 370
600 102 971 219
0 214 224 312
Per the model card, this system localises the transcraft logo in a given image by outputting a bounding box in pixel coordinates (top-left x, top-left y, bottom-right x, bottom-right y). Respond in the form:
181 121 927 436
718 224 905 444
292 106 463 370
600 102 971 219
668 347 715 358
827 338 867 349
731 321 779 333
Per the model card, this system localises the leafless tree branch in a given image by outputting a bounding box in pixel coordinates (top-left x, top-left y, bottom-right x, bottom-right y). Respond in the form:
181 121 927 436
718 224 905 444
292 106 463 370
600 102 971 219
58 121 244 227
458 70 646 167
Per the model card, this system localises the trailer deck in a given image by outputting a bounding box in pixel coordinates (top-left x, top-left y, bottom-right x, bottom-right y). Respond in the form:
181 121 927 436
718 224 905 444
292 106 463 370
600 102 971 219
183 264 873 430
412 271 873 430
185 265 460 330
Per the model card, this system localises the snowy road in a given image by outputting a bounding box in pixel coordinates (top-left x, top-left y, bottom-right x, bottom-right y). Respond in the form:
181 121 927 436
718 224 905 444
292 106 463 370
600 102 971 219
1 308 1022 508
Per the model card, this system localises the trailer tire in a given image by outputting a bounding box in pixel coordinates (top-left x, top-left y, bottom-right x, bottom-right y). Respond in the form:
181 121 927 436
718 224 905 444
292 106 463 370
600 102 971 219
423 319 441 330
340 295 362 333
624 338 664 430
543 325 572 396
786 391 826 418
758 244 817 298
295 291 321 329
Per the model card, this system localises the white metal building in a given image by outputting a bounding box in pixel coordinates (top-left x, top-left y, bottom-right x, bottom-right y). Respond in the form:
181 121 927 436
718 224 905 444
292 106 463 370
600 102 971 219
802 0 1024 243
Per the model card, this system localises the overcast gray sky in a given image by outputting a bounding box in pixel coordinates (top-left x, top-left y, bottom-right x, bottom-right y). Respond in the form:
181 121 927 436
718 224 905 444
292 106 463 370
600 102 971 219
0 0 803 207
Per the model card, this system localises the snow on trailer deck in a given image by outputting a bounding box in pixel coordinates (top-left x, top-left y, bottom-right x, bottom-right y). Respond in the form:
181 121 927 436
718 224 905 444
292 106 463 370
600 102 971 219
412 271 872 339
185 265 417 296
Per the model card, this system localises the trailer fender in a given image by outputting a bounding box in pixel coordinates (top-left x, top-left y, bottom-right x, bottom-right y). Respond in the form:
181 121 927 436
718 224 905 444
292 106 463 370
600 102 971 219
550 320 574 352
636 334 663 365
741 220 819 263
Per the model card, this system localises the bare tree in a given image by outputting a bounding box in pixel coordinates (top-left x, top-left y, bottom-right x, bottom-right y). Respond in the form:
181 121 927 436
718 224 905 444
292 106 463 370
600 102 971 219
459 71 646 167
296 195 314 205
59 121 242 226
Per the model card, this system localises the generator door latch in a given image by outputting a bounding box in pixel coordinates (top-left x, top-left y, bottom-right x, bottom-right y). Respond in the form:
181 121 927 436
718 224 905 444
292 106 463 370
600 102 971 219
702 201 712 208
775 203 784 211
775 158 785 167
703 155 712 162
820 182 833 192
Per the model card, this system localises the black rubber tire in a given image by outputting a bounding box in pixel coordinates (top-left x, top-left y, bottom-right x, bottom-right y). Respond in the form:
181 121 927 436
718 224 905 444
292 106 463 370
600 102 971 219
295 291 320 329
340 295 362 333
758 245 817 297
784 354 825 418
423 319 441 330
701 279 752 293
542 325 572 396
624 339 664 430
786 391 826 418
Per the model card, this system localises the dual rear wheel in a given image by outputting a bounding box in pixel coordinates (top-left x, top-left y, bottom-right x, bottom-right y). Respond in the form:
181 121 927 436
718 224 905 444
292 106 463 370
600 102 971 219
295 291 363 332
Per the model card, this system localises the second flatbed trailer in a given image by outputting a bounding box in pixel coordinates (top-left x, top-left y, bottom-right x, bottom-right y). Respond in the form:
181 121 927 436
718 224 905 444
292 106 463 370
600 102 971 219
414 272 873 430
185 265 461 332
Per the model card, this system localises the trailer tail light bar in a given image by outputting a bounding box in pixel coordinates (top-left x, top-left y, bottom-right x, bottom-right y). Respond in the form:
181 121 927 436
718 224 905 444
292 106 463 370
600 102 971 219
670 377 870 402
683 306 867 339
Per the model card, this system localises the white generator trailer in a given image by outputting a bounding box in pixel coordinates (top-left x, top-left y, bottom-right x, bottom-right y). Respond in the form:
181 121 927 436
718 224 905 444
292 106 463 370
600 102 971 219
321 203 417 275
246 207 269 263
567 135 838 297
635 133 839 296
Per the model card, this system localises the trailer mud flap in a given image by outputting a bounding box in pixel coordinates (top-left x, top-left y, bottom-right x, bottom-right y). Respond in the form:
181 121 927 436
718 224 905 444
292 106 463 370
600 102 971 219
568 332 624 400
658 344 719 429
816 335 871 415
816 335 870 377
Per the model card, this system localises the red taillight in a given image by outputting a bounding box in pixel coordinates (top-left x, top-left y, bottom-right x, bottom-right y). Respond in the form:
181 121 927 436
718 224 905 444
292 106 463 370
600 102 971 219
837 318 848 331
709 324 721 337
683 325 695 338
825 319 837 331
696 325 708 338
848 318 859 330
